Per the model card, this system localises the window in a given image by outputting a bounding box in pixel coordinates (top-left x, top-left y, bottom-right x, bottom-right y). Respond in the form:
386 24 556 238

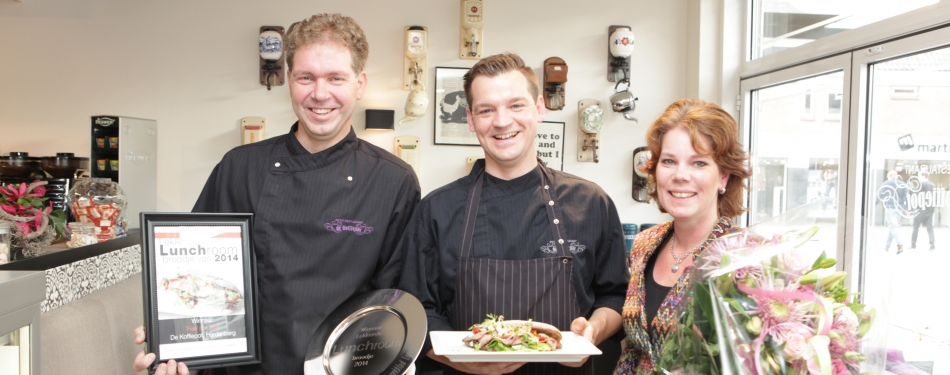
742 59 848 265
740 22 950 374
858 41 950 372
826 92 842 120
751 0 938 59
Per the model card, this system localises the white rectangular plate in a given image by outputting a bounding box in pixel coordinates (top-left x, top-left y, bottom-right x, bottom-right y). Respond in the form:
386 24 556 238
430 331 602 362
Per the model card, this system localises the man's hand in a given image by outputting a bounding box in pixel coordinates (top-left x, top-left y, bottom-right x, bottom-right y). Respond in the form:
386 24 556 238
427 349 525 375
559 317 597 367
560 308 622 368
132 325 189 374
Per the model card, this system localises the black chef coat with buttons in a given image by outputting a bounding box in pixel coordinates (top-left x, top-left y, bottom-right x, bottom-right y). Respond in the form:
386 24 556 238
193 123 420 375
397 159 629 355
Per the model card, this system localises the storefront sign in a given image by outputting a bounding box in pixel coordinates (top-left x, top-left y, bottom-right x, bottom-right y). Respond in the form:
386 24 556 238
141 213 260 371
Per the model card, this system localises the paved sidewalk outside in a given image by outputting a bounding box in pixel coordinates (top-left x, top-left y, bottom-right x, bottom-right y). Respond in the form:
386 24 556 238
864 224 950 374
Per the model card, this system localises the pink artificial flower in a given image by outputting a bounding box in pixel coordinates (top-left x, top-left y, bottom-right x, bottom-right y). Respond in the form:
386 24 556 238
28 184 46 197
16 221 32 234
1 204 20 215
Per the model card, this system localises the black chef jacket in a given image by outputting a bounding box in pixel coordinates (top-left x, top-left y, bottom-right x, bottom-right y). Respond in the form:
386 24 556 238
193 123 420 375
397 160 629 356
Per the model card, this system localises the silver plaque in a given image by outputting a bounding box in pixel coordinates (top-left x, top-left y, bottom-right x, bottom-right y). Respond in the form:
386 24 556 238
304 289 426 375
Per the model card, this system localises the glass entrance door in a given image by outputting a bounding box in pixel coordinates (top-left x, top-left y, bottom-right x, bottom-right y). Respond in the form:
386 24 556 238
854 28 950 374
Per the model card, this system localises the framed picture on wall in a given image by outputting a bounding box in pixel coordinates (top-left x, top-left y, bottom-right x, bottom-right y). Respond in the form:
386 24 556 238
434 66 478 146
140 213 260 372
537 121 566 171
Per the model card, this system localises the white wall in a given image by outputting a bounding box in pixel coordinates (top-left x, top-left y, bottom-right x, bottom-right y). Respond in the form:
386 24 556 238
0 0 695 226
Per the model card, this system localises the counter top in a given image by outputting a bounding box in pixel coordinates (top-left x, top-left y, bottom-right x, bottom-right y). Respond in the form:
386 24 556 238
0 230 143 312
0 229 140 271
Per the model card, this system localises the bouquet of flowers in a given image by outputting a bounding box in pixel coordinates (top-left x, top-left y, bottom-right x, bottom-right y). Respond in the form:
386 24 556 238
656 202 882 375
0 180 66 257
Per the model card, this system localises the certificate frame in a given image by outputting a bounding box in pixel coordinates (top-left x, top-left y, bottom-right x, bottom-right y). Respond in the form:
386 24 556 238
140 213 260 372
434 66 479 146
537 121 566 171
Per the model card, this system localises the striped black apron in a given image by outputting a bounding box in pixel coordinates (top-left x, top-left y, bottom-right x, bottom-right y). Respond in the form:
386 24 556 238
446 165 591 375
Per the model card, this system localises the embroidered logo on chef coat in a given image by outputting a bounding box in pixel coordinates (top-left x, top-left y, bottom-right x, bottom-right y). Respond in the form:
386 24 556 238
540 240 587 254
324 219 374 235
567 240 586 254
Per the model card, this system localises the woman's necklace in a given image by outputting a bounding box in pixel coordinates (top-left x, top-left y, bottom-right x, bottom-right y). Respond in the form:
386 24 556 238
669 233 703 273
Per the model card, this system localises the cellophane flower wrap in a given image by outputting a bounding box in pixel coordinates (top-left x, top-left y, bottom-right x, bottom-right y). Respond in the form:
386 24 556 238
655 201 884 375
0 180 67 257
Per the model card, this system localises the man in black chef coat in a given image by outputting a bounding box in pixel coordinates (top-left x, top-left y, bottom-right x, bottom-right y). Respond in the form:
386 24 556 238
397 53 629 375
133 13 420 375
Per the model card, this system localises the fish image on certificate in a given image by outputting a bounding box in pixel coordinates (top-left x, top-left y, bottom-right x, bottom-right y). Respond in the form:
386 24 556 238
153 225 249 360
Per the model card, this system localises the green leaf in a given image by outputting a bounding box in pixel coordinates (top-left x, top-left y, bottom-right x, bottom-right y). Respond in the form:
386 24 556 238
31 198 45 208
16 197 31 207
695 284 715 325
724 298 751 319
812 251 827 269
49 210 67 239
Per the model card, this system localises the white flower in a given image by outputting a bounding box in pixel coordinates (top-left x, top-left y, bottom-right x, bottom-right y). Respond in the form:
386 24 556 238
783 332 807 360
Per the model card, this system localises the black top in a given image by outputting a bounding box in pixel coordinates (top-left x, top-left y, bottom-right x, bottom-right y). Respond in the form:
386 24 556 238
397 160 629 355
193 123 421 375
643 244 672 338
917 179 936 215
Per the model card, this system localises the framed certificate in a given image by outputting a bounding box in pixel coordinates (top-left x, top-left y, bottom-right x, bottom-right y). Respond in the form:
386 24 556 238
140 213 260 372
434 66 478 146
536 121 565 171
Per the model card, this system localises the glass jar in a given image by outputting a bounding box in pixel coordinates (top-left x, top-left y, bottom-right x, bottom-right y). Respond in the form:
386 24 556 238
0 222 11 264
67 177 127 242
66 222 97 248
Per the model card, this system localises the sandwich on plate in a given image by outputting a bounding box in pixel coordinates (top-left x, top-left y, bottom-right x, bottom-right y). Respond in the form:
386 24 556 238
462 314 562 352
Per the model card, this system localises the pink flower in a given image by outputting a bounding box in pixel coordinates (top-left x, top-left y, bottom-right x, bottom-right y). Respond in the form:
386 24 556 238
831 359 851 375
783 332 807 360
829 307 860 356
29 184 46 197
0 180 51 235
780 249 812 275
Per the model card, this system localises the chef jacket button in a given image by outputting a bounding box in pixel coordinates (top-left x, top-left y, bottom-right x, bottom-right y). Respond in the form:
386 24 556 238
347 176 353 181
548 200 554 206
562 259 568 264
274 162 281 167
558 238 564 244
553 219 559 224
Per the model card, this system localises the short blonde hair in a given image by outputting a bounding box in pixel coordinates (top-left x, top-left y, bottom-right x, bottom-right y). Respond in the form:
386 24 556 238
284 13 369 74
